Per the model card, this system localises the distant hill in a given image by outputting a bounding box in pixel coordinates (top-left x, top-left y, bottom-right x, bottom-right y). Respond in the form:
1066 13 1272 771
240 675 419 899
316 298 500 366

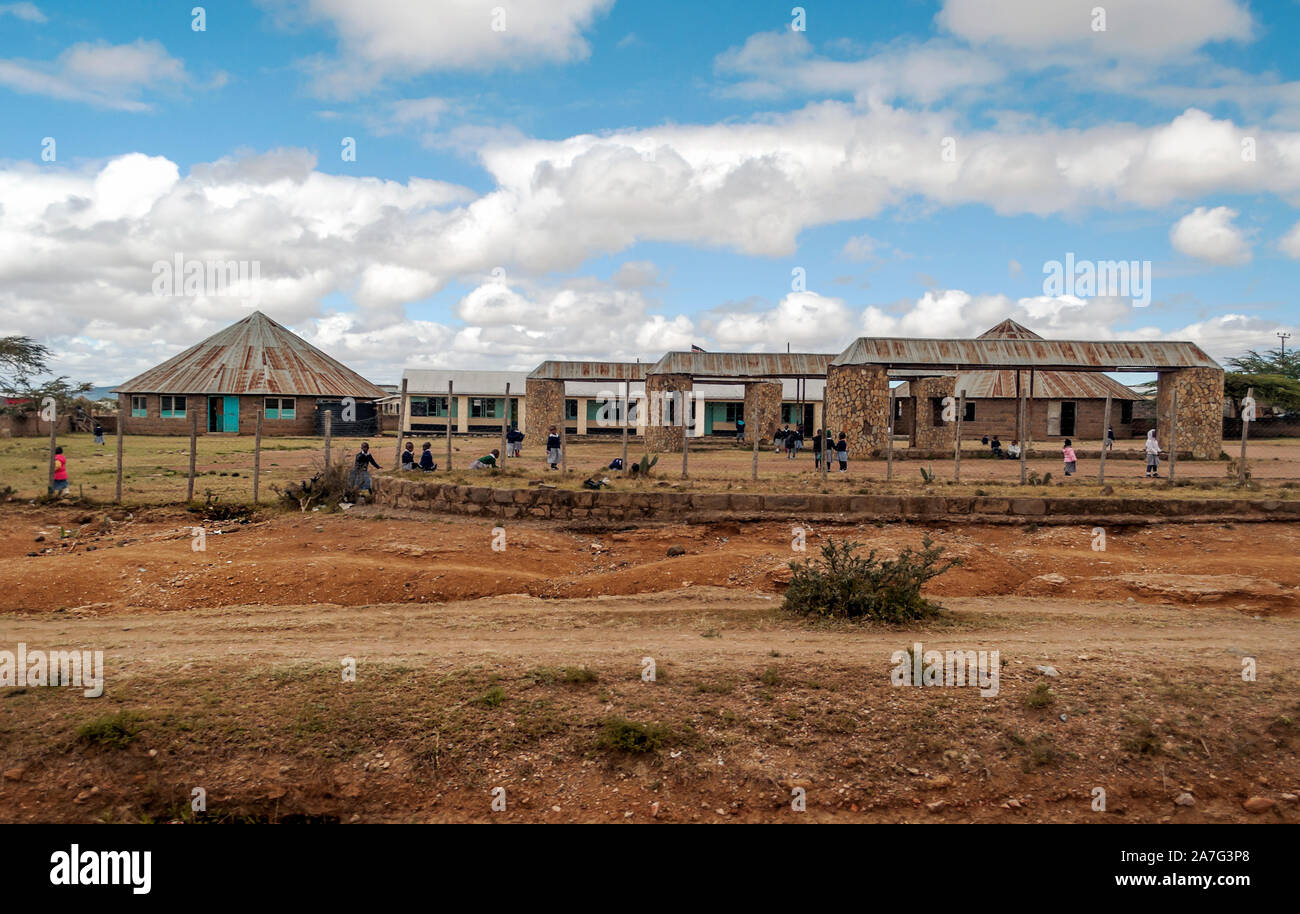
84 386 118 402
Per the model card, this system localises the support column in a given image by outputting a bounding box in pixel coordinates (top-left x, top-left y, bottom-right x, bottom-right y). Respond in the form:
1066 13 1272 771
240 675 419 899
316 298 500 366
577 398 589 436
911 376 956 449
1157 367 1224 460
644 372 691 452
456 397 469 433
824 364 890 456
525 378 564 440
743 380 782 445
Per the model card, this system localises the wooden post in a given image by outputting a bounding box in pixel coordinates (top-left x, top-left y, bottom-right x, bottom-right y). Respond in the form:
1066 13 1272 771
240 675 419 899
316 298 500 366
1018 384 1028 485
1239 386 1253 484
323 409 332 468
253 408 263 503
394 378 408 469
445 380 453 471
1168 387 1178 482
46 406 57 494
886 387 895 481
953 388 965 482
560 406 567 475
114 416 124 503
622 380 629 477
680 390 689 479
186 409 197 502
820 382 829 480
1098 395 1112 485
499 382 510 465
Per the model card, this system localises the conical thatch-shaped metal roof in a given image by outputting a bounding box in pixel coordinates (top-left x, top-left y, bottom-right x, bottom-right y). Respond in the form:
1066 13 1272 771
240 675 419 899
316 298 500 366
115 311 386 398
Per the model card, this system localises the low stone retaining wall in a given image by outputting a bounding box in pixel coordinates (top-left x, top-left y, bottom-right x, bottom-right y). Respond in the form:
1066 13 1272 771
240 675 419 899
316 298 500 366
373 475 1300 526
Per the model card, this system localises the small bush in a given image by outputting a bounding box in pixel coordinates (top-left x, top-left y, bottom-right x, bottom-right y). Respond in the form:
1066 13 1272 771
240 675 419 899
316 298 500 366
1024 682 1054 709
597 717 671 753
560 666 598 685
273 462 361 512
782 536 959 623
476 686 505 708
759 666 782 686
77 711 141 749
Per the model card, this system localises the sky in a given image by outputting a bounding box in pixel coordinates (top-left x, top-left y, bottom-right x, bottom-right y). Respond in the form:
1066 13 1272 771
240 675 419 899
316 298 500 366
1 0 1299 387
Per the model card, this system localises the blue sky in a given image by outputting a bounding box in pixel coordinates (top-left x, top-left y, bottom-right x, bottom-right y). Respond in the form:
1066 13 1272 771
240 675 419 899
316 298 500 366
1 0 1298 385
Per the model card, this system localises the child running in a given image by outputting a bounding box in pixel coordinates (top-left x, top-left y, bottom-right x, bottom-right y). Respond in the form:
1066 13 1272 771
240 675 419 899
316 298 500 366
1062 438 1077 476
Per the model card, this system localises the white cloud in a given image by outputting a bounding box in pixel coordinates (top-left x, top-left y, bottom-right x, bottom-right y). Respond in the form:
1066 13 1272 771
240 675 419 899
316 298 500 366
841 234 879 262
936 0 1253 59
1279 222 1300 259
0 39 190 111
284 0 614 96
0 2 44 22
1170 206 1252 265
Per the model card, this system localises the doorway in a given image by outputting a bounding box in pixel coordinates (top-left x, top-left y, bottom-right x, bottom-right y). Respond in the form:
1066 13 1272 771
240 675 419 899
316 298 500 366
1060 401 1076 437
207 396 239 433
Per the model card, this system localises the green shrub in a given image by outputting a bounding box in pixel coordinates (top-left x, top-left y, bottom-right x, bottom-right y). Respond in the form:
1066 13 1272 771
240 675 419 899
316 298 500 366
476 686 505 708
560 666 598 685
781 537 959 623
597 717 671 753
76 711 141 749
1024 682 1054 709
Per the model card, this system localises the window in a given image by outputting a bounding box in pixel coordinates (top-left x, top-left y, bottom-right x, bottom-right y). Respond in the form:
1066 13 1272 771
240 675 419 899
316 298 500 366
725 403 743 423
470 397 500 419
565 399 578 420
964 401 976 422
160 395 186 418
931 397 945 426
1120 401 1133 424
131 395 147 418
409 397 429 417
894 398 903 419
265 397 296 420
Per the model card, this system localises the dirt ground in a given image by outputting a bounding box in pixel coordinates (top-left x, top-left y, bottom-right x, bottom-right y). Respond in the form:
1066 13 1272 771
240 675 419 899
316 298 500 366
1 503 1297 824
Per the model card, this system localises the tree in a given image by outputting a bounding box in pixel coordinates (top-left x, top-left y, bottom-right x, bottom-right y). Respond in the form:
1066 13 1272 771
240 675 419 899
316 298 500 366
1226 347 1300 381
0 336 91 415
1225 346 1300 416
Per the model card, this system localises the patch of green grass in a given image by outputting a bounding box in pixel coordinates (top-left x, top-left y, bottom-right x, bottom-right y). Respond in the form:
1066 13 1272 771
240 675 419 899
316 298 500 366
76 710 142 749
596 717 672 754
1121 715 1162 755
560 666 598 685
759 666 782 687
1024 682 1054 709
476 686 506 708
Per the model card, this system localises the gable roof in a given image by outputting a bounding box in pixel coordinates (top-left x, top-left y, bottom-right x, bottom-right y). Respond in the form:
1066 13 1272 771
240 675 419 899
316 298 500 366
115 311 386 398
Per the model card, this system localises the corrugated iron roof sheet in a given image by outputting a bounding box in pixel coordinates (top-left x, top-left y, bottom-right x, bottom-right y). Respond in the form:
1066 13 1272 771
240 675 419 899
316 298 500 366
895 370 1140 400
114 311 387 398
833 337 1218 371
528 361 650 381
649 352 835 378
402 369 529 394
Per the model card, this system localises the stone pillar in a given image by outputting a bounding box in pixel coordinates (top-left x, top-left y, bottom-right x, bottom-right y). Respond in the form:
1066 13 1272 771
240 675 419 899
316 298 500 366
910 376 956 450
743 380 782 444
525 378 564 439
644 372 691 452
1157 367 1224 460
824 364 890 456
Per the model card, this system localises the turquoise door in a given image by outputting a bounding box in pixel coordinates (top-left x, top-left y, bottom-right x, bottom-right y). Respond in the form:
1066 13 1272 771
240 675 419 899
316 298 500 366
222 396 239 432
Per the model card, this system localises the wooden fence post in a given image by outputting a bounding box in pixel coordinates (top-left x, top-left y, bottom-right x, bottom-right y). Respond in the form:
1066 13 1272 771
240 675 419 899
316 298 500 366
680 391 689 479
46 405 57 494
1239 386 1253 484
324 409 332 467
253 408 263 502
187 409 197 502
446 380 453 471
500 382 510 464
114 416 124 503
1018 384 1028 485
886 388 895 481
394 378 408 468
622 379 630 477
953 389 965 483
1168 388 1178 482
1098 394 1112 485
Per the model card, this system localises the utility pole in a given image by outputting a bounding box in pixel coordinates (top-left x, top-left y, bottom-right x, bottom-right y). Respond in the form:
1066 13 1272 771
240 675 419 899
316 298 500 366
1279 331 1291 358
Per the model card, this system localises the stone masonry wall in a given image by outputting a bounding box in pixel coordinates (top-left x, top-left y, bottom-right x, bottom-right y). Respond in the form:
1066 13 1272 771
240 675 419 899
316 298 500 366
524 378 564 440
743 380 782 444
910 377 956 449
824 364 890 456
1157 367 1224 460
644 372 691 453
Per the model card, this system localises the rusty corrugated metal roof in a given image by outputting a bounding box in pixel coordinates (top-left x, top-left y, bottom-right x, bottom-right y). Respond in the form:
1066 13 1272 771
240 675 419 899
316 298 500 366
649 352 835 378
833 335 1218 371
528 361 650 381
896 370 1141 400
114 311 387 398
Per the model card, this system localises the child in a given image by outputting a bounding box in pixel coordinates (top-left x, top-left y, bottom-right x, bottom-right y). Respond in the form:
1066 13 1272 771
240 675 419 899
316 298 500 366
506 425 524 458
773 425 787 454
419 442 436 471
93 423 105 446
471 448 500 470
812 429 823 470
401 441 416 470
1006 439 1021 460
51 445 69 495
835 433 848 472
352 442 381 493
1105 426 1115 451
1062 438 1077 476
990 435 1003 458
1144 429 1161 478
546 426 562 470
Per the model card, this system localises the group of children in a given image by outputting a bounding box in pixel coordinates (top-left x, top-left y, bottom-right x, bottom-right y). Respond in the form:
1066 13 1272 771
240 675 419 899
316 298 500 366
772 426 850 471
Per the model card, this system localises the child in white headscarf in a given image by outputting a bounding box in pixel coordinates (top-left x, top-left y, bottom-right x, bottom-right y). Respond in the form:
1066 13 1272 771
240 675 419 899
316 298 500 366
1144 429 1161 478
